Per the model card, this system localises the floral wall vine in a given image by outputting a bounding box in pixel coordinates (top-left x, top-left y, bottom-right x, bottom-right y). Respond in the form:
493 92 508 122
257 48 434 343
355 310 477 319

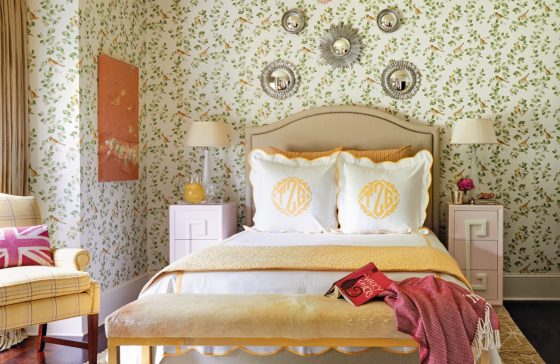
27 0 147 290
143 0 559 274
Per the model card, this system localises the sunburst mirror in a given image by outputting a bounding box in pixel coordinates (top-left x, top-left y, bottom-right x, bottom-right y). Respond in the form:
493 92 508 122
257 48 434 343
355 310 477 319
319 23 363 68
381 60 421 99
260 60 300 100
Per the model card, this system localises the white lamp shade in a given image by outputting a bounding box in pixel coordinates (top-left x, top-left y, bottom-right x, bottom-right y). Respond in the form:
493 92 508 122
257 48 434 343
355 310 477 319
450 118 498 144
184 121 231 147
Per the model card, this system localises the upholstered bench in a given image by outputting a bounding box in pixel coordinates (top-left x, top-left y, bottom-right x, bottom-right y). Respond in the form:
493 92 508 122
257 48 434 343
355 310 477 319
105 293 418 364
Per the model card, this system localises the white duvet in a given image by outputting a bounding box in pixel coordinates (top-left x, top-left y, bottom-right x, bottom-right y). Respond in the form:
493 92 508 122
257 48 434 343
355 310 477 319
121 230 499 363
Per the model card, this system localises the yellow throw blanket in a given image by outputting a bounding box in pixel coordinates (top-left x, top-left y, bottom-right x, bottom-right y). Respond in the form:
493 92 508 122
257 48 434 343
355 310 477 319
143 245 469 293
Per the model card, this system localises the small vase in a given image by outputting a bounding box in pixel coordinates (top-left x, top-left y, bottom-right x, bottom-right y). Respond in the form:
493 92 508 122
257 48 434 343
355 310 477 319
452 190 464 205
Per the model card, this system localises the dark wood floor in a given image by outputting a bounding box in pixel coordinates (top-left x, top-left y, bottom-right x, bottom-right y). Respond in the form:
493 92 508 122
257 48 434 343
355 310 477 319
1 302 558 363
504 301 560 364
0 326 107 364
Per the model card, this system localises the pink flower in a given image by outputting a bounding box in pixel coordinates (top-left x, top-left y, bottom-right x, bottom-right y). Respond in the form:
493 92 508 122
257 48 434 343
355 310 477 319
457 178 475 192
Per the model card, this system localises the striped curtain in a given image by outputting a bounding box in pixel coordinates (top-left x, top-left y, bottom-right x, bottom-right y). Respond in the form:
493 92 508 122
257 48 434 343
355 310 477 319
0 0 30 350
0 0 29 196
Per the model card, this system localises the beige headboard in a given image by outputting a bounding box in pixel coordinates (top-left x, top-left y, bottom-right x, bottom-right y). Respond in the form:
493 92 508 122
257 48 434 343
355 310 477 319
245 105 440 235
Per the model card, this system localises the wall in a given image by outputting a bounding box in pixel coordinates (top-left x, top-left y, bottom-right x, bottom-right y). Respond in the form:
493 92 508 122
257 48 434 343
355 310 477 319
79 0 147 289
143 0 559 274
27 0 147 291
28 0 81 247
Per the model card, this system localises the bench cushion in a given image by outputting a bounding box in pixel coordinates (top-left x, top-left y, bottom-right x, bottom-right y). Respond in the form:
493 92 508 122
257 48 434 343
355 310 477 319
0 265 91 307
105 294 409 340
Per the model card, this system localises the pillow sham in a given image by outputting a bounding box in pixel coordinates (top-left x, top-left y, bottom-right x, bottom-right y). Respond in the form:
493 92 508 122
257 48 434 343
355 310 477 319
337 150 432 234
249 149 339 233
344 145 412 162
265 146 343 159
0 224 54 268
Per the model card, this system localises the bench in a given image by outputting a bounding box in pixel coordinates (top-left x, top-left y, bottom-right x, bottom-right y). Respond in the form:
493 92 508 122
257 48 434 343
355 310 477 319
105 293 419 363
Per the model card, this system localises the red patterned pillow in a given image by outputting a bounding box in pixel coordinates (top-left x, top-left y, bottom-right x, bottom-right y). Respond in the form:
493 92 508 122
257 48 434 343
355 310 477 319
0 224 54 268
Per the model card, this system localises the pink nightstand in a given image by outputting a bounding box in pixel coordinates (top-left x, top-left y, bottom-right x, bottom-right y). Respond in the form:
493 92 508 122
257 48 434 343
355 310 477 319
447 203 504 305
169 202 237 262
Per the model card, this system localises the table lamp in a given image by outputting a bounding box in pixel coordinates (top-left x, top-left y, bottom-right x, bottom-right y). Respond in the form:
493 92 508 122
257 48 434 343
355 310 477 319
184 121 230 188
450 118 498 197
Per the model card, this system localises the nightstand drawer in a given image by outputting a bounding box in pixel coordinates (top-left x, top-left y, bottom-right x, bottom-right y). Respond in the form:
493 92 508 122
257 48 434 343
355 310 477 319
453 210 499 241
462 269 498 301
452 240 498 270
173 210 218 240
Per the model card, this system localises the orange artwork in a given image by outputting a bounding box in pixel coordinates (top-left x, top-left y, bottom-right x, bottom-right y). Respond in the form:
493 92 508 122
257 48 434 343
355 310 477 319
98 54 139 181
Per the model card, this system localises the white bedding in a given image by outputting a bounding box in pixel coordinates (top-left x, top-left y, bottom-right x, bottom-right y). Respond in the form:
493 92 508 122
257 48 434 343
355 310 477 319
123 229 475 363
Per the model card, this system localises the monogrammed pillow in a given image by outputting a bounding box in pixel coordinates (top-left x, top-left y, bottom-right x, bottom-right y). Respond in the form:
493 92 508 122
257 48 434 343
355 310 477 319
337 150 433 234
249 149 339 233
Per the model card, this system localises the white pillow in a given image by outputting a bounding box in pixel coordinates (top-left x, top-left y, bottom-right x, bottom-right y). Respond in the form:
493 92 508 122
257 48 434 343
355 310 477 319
249 149 339 233
337 150 433 233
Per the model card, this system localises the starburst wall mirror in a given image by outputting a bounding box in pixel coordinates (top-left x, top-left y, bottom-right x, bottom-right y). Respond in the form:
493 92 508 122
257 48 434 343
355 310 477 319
319 23 363 68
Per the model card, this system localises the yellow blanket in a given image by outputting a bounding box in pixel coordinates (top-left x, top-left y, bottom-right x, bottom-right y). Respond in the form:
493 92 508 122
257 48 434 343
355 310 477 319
143 245 469 293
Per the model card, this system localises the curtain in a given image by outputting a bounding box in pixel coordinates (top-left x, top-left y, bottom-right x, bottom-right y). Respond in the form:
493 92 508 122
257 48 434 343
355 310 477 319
0 0 30 350
0 0 29 196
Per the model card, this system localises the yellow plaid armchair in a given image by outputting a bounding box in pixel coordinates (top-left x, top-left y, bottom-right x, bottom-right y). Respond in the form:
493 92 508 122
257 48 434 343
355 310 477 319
0 193 99 363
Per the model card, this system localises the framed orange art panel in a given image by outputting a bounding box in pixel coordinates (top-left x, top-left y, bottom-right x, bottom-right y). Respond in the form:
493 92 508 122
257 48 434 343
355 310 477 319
98 54 139 181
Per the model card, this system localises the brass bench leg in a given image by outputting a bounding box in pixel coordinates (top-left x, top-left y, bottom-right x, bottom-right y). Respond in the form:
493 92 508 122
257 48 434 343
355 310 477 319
141 345 153 364
108 339 119 364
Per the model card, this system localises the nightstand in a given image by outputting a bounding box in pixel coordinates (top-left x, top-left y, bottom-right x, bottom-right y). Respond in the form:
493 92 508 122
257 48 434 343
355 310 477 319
169 202 237 262
447 203 504 305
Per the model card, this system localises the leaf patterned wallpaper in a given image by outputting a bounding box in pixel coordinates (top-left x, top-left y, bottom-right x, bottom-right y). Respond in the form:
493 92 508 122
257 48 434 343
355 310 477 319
144 0 559 274
27 0 559 291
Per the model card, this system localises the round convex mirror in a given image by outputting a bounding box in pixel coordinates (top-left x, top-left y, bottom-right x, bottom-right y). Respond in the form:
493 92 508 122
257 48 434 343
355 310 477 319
281 9 306 34
381 61 420 99
377 9 401 33
260 60 300 99
269 69 290 91
389 69 412 91
331 38 351 56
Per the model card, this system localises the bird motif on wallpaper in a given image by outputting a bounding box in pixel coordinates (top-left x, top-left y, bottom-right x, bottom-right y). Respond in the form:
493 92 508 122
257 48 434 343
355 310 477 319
544 4 552 12
47 58 64 67
518 138 529 146
175 111 188 119
495 12 508 20
543 130 552 140
430 44 444 52
414 6 422 15
49 215 66 224
478 36 487 46
160 10 169 19
478 162 488 172
520 264 530 274
27 9 38 20
495 75 509 83
302 47 316 54
194 15 203 26
366 77 379 85
519 201 529 210
198 48 209 58
517 74 529 83
30 167 40 177
496 138 509 146
238 17 252 25
239 79 251 87
479 99 487 109
48 136 65 146
544 67 552 76
517 11 529 21
430 108 444 115
260 15 271 25
224 41 232 49
452 42 464 54
224 102 232 112
175 48 189 57
29 88 38 99
544 193 553 203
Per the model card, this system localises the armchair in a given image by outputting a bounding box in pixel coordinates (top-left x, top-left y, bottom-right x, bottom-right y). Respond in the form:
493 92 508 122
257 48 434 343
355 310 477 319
0 193 99 363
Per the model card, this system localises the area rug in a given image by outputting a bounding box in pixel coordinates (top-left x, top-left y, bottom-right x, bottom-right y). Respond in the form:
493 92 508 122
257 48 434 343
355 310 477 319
88 306 544 364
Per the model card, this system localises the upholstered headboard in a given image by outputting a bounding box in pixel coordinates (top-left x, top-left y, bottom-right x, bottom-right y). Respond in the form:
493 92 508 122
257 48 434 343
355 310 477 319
245 105 440 235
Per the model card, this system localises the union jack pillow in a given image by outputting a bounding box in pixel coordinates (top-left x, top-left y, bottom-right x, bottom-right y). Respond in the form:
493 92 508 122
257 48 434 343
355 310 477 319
0 224 54 268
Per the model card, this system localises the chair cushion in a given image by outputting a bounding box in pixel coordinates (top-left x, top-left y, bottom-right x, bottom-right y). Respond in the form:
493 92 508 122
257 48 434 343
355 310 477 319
0 280 99 331
0 194 42 228
0 265 91 307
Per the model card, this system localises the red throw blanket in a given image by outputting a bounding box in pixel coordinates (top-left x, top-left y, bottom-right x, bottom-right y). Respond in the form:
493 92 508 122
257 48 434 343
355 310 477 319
382 276 500 364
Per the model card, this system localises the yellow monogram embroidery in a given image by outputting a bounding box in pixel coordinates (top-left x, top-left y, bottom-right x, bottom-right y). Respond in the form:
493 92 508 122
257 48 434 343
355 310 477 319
358 180 399 219
272 177 312 216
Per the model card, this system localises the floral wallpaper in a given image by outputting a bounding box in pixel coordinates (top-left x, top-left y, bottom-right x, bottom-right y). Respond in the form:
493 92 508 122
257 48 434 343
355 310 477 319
143 0 559 274
78 0 147 290
27 0 147 290
27 0 81 248
27 0 559 290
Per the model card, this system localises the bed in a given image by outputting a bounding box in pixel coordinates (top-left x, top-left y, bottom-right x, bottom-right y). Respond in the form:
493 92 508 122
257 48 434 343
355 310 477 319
118 106 498 364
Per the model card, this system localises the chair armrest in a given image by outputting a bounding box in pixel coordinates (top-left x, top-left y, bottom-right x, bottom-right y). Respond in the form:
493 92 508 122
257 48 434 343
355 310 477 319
53 248 91 271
